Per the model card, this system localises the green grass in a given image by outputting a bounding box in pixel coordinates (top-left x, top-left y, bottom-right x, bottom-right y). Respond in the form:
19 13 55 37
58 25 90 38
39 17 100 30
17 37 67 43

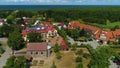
84 21 120 30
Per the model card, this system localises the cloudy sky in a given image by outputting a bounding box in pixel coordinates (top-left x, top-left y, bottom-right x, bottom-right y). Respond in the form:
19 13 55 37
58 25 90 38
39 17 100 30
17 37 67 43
0 0 120 5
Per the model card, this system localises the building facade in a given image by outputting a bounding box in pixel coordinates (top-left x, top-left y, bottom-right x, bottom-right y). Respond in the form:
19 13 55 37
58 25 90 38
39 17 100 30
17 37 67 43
27 43 51 58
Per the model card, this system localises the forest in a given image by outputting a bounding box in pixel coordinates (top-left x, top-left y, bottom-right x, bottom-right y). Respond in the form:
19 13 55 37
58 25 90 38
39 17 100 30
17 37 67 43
0 7 120 26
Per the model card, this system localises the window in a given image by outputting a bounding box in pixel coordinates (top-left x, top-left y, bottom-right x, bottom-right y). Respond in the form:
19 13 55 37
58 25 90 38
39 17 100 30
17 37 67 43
36 52 38 54
41 52 43 54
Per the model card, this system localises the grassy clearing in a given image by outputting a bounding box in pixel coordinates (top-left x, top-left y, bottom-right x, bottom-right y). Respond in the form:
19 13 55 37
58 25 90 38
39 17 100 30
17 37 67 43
85 21 120 30
31 48 91 68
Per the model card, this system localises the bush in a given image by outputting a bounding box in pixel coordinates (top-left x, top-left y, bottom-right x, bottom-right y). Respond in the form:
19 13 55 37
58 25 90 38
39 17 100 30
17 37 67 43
0 43 1 46
51 62 56 68
76 63 83 68
76 49 83 55
83 53 90 59
75 57 82 62
0 46 5 54
56 52 62 59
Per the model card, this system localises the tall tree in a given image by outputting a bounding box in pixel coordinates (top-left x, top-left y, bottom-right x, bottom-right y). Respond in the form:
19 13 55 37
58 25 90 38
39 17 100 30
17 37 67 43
7 31 24 50
0 25 14 37
27 32 42 42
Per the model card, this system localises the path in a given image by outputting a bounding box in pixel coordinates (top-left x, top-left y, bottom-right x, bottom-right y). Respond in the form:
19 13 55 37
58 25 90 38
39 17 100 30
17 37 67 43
109 57 118 68
0 38 12 68
67 36 99 49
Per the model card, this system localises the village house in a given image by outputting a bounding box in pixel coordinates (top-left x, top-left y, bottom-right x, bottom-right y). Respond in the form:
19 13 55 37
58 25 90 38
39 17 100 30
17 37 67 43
57 37 69 51
0 20 4 26
22 26 58 41
26 43 51 58
68 21 120 44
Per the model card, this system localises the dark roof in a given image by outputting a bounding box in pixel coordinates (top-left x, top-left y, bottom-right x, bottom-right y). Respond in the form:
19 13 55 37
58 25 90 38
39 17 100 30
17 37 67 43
27 43 48 51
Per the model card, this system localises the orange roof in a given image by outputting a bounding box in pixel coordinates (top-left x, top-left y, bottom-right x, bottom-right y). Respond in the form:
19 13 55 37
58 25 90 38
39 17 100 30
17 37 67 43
69 21 120 41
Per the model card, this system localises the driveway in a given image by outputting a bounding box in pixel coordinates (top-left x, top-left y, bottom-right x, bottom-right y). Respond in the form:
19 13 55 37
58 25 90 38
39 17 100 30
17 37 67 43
67 36 99 49
0 38 12 68
109 57 118 68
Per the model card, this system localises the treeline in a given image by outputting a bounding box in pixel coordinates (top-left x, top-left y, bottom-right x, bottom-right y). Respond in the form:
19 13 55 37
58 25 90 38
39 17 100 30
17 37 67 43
45 7 120 24
1 7 120 25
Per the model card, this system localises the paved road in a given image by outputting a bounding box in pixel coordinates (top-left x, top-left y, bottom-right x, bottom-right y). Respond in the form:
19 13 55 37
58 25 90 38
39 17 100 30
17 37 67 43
67 36 99 49
0 38 12 68
109 57 118 68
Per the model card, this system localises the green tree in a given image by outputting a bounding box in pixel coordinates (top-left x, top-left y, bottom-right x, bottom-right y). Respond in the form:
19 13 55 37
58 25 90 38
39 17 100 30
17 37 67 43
16 18 24 24
53 44 60 53
7 31 24 50
56 52 62 59
3 56 26 68
76 49 83 55
83 53 90 59
0 25 14 37
27 32 42 42
75 57 82 62
7 15 15 24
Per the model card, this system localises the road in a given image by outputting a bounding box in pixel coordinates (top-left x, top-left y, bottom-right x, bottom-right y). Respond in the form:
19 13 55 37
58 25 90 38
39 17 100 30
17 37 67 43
0 38 12 68
109 57 118 68
67 36 99 49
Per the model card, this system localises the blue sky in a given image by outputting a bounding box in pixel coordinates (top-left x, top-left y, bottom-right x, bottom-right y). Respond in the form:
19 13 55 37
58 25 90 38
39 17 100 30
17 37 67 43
0 0 120 5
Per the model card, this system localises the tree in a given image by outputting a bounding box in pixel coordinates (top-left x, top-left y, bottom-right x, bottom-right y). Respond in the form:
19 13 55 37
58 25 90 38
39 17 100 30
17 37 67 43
53 44 60 53
51 62 56 68
75 57 82 62
76 49 83 55
111 25 120 30
0 25 14 37
56 52 62 59
7 31 24 50
16 18 24 24
0 46 5 54
6 15 15 24
27 32 42 42
83 53 90 59
3 56 26 68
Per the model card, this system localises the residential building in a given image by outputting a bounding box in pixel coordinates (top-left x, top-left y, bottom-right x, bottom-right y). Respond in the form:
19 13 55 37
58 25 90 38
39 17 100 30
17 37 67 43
68 21 120 43
0 20 4 26
22 26 58 41
26 43 51 58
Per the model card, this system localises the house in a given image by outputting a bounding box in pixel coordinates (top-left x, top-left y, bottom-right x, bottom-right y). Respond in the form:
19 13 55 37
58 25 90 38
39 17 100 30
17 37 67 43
57 38 69 51
26 43 51 58
60 40 69 50
58 22 67 30
68 21 120 44
22 26 58 41
0 20 4 26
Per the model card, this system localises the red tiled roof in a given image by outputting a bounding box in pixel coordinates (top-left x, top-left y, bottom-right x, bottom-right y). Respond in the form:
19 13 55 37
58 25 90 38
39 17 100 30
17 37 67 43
41 22 50 25
27 43 48 51
59 22 65 26
60 40 69 50
68 21 120 41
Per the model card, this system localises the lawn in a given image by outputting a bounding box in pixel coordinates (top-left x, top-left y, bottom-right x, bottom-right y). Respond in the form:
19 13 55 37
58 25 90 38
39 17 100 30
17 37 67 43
30 48 91 68
86 21 120 30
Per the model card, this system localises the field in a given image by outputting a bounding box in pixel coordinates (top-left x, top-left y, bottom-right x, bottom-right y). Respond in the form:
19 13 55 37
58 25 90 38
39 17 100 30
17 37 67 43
31 48 91 68
86 21 120 30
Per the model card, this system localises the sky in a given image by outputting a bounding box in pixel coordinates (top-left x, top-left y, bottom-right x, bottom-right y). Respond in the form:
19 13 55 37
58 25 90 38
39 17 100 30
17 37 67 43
0 0 120 5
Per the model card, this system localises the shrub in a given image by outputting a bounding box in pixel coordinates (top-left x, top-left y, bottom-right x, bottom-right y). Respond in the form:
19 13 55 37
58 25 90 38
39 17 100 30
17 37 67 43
56 52 62 59
51 62 56 68
75 57 82 62
0 46 5 54
0 43 2 46
83 53 90 59
76 49 83 55
76 63 83 68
